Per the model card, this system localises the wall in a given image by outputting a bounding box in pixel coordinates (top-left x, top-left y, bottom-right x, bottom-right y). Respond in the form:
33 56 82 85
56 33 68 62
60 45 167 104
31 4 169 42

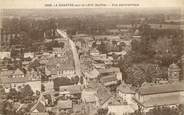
0 52 10 59
27 80 41 93
118 91 135 104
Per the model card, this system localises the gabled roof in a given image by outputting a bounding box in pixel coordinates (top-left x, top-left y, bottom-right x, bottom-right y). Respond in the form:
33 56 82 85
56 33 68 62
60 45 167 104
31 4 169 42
13 68 24 75
46 56 74 73
96 85 112 105
30 101 45 112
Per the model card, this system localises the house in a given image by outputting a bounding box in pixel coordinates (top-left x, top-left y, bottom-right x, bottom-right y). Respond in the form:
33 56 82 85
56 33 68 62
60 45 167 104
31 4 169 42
148 24 180 30
0 69 14 77
98 67 122 81
0 51 11 60
81 88 99 113
0 68 41 93
93 63 106 69
52 47 65 57
116 24 133 29
168 63 180 82
82 88 97 106
56 100 73 111
92 54 107 61
0 68 26 92
83 83 114 108
134 82 184 112
96 85 113 108
26 112 49 115
30 95 46 113
108 105 136 115
45 56 75 79
84 69 99 80
90 48 100 56
24 52 35 59
26 80 41 93
30 102 46 113
117 82 136 104
59 85 82 99
107 29 121 35
100 74 118 87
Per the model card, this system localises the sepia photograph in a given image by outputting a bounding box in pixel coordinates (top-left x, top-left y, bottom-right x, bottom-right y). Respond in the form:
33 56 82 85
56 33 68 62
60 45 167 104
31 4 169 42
0 0 184 115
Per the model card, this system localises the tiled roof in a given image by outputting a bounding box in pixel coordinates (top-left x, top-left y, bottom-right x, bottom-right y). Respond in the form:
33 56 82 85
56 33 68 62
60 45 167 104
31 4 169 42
82 89 97 103
138 82 184 95
100 74 117 86
139 94 184 107
59 85 82 94
13 68 24 75
46 56 74 73
84 95 96 103
98 67 120 74
0 76 29 84
97 85 112 105
0 68 24 77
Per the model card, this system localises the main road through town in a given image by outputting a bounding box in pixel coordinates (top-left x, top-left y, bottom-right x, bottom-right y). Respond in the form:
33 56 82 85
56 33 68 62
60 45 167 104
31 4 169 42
56 29 82 77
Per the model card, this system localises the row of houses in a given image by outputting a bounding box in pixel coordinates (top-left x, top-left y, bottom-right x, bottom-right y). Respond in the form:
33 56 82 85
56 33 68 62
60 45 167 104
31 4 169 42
0 68 41 93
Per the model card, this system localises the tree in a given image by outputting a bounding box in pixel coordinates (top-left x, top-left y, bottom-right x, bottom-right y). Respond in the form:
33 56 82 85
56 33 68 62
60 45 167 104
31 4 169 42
97 41 108 54
80 76 84 84
2 101 16 115
131 106 184 115
71 75 80 84
41 84 45 92
20 85 34 101
125 63 162 87
7 88 18 100
96 108 108 115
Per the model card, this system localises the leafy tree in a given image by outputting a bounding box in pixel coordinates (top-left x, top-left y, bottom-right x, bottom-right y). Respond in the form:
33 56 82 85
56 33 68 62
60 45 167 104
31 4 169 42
97 41 108 54
41 84 45 92
7 88 18 100
2 101 16 115
71 75 80 84
125 63 162 87
80 76 84 84
19 85 34 102
96 108 108 115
